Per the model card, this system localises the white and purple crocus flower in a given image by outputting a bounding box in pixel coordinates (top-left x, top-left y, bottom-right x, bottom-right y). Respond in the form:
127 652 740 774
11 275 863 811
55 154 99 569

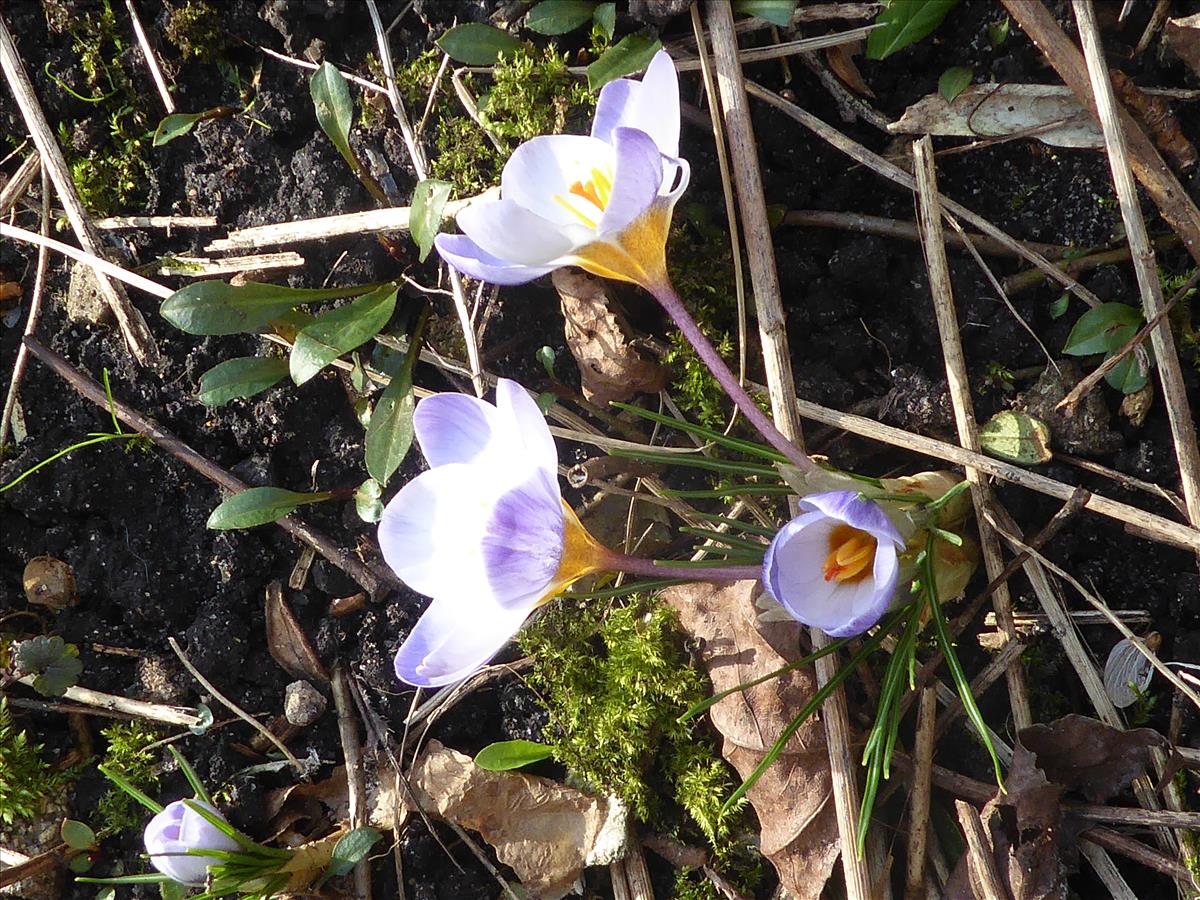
379 380 610 687
144 799 238 886
762 491 907 637
434 50 688 292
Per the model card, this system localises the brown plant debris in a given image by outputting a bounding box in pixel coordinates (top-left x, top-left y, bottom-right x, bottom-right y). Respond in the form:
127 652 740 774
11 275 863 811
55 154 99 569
1019 714 1168 803
946 744 1070 900
1110 70 1197 172
1165 14 1200 81
662 580 840 900
264 581 329 685
553 269 666 405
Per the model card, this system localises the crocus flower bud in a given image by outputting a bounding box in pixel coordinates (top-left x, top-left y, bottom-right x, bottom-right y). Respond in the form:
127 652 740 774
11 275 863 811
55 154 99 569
144 799 239 886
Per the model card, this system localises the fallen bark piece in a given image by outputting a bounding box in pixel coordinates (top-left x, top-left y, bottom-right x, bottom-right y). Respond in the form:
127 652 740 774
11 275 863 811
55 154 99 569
663 580 840 900
1019 714 1168 803
411 741 628 900
1111 70 1197 172
553 269 666 405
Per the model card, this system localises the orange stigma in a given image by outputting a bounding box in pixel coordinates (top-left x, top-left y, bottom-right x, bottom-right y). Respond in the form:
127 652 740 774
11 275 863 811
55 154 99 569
822 524 877 584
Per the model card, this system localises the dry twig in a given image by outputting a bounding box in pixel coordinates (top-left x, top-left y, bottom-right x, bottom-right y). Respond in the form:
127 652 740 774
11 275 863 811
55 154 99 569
954 800 1010 900
123 0 174 113
903 688 937 900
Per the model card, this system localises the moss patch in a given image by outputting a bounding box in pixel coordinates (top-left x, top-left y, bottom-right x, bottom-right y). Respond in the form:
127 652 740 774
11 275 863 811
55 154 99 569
93 721 161 834
0 697 71 825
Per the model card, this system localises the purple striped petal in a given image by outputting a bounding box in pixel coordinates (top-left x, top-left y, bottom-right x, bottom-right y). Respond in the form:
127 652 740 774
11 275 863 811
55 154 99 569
434 234 559 285
597 127 664 236
591 50 680 158
481 467 564 609
800 491 905 548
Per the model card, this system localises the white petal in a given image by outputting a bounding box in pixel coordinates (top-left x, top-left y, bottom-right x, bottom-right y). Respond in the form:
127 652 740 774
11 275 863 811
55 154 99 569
394 593 533 687
413 392 502 468
458 198 578 265
501 134 615 228
494 378 559 478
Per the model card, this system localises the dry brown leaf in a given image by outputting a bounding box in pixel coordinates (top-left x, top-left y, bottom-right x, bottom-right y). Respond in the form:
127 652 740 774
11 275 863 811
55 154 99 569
411 741 628 900
553 269 666 405
1018 714 1168 803
265 580 329 684
946 744 1070 900
662 580 840 900
825 43 874 97
1111 70 1197 172
1165 14 1200 81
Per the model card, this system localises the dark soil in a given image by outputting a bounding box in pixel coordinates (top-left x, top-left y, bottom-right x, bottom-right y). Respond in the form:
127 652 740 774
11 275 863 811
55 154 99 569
2 1 1199 898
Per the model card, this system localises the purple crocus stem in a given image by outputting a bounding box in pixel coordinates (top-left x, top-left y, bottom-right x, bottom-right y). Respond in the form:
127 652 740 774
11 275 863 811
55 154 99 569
647 282 816 473
601 548 761 583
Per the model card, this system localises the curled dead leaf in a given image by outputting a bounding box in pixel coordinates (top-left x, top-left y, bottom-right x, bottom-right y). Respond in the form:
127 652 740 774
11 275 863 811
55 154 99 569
265 580 329 684
553 269 666 405
662 580 839 900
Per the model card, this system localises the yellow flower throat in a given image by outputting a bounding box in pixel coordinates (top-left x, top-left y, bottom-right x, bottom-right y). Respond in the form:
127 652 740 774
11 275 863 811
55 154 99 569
823 524 877 584
554 166 614 229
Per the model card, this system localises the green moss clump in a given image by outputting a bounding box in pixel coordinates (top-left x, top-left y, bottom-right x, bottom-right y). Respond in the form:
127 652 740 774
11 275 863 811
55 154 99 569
163 0 226 61
0 698 70 825
479 48 593 143
93 721 161 833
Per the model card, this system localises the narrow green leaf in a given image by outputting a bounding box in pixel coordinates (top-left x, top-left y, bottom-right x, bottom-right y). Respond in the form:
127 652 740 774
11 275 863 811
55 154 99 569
866 0 960 60
61 819 97 850
436 23 524 65
978 410 1052 465
474 740 555 771
326 827 383 877
937 65 972 102
987 15 1010 48
1063 302 1143 356
206 487 333 530
526 0 597 35
290 286 398 385
733 0 796 27
310 62 354 163
587 34 662 91
161 281 377 336
152 112 204 146
365 367 415 484
593 1 616 40
410 179 453 262
198 357 289 407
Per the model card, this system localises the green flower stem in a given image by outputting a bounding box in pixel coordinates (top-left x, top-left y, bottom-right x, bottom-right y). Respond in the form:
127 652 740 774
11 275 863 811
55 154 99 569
648 282 816 474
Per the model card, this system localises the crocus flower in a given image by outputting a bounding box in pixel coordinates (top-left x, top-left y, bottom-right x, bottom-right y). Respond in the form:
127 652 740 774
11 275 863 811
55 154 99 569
761 491 907 637
433 50 688 291
144 799 239 886
379 379 610 687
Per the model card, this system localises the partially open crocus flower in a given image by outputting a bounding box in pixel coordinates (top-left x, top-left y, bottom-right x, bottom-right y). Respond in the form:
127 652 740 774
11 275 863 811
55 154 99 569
433 50 688 291
144 799 239 886
380 379 611 687
762 491 907 637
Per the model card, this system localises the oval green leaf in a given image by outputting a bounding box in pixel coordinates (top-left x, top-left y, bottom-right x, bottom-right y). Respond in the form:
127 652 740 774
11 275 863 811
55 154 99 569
526 0 597 34
355 478 384 523
290 286 398 385
410 179 453 262
938 65 972 102
978 410 1052 465
586 33 662 91
1104 340 1154 394
62 819 97 850
198 356 289 407
153 112 204 147
206 486 333 530
161 281 376 336
733 0 796 27
1063 302 1144 356
327 827 383 877
365 366 415 485
867 0 960 61
436 23 524 65
593 2 616 40
474 740 555 771
311 62 354 163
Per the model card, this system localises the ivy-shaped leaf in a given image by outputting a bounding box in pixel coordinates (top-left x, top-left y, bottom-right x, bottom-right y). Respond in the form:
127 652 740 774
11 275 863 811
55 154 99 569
938 65 972 102
152 112 205 146
1063 302 1143 356
14 636 83 697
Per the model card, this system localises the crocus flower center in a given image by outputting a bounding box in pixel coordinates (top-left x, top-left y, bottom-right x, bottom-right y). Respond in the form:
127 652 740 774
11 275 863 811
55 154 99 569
554 165 615 229
530 500 609 607
823 524 877 584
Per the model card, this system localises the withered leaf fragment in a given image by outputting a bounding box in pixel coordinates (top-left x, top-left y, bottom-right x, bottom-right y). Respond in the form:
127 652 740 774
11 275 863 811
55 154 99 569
1019 714 1167 803
264 580 329 684
553 269 666 405
662 580 839 900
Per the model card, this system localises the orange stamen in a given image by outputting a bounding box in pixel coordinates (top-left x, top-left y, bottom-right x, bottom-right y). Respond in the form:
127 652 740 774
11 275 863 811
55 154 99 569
822 524 877 584
569 179 604 209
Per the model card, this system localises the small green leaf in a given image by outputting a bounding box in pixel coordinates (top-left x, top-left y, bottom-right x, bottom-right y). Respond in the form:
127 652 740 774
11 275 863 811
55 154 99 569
536 391 557 413
1049 292 1069 320
365 365 415 485
587 34 663 91
67 854 94 873
62 819 97 850
152 112 204 146
1104 341 1154 394
938 65 972 102
987 16 1010 48
290 286 398 385
1063 302 1143 356
311 62 354 163
474 740 555 771
436 24 524 65
355 478 384 523
978 410 1052 465
593 2 616 40
198 357 289 407
161 281 376 336
206 487 333 530
733 0 796 27
97 887 117 900
526 0 597 35
14 636 83 697
410 179 453 262
867 0 960 60
536 345 557 378
326 827 382 877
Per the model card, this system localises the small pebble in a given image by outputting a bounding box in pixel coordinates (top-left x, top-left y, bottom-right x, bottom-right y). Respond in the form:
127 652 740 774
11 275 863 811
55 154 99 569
22 556 77 610
283 680 326 727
